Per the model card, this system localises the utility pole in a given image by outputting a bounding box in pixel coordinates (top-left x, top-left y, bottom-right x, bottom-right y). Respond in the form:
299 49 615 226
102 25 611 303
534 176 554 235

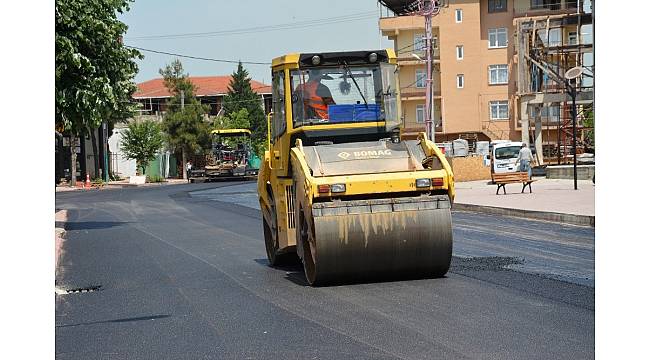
420 0 439 143
103 122 109 182
425 9 435 142
379 0 440 141
180 90 187 180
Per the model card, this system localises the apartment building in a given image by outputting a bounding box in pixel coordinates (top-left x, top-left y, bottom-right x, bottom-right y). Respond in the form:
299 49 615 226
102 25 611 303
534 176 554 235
379 0 593 161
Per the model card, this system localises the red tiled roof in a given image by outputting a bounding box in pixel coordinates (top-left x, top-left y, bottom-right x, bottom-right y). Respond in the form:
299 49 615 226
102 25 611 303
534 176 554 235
133 76 272 99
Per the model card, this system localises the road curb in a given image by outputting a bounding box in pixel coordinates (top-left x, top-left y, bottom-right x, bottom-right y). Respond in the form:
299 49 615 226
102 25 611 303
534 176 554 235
55 210 68 271
452 203 595 227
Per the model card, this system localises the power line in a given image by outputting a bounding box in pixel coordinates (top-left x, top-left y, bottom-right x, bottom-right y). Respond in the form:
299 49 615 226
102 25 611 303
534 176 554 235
126 11 377 41
126 45 271 65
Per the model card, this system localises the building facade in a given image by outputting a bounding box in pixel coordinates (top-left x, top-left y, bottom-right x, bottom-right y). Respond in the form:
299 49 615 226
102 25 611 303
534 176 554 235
379 0 593 162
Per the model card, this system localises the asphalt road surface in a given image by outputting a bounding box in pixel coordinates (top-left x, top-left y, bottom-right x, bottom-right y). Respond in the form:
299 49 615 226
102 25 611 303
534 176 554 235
56 181 594 360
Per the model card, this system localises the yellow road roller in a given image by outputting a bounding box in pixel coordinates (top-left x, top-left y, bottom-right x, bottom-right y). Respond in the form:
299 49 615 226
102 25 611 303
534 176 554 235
257 49 454 285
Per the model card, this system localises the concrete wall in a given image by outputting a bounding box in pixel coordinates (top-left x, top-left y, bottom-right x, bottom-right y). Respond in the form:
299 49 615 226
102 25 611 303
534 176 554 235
108 128 137 178
546 165 595 180
447 155 491 182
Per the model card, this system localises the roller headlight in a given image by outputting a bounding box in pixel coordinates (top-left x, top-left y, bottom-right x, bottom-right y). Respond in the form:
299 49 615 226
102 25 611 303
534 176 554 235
416 178 432 188
330 184 346 193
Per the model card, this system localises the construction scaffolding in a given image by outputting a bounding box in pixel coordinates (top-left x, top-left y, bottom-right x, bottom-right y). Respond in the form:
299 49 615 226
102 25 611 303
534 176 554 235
515 3 594 165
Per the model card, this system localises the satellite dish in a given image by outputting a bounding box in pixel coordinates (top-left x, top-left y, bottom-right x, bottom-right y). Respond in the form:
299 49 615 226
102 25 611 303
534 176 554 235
564 66 584 80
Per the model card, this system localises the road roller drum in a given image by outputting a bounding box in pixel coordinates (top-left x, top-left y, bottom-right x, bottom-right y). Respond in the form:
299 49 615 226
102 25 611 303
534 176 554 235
299 195 452 285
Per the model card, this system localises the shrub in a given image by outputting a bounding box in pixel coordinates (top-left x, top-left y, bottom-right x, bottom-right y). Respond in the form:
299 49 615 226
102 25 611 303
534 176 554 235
147 175 166 183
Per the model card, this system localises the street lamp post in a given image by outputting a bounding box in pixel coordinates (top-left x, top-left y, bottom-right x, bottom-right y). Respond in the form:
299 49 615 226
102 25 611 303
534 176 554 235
569 85 577 190
564 66 584 191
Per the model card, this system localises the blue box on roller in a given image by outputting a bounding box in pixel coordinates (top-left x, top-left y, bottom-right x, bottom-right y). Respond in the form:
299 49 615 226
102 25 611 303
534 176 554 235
328 104 381 122
353 104 380 121
327 105 355 123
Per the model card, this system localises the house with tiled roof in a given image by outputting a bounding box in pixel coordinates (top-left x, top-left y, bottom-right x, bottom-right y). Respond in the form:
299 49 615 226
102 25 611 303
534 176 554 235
105 75 272 179
132 75 272 116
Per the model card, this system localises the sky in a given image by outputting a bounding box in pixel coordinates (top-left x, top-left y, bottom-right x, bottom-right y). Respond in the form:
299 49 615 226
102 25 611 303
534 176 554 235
119 0 394 85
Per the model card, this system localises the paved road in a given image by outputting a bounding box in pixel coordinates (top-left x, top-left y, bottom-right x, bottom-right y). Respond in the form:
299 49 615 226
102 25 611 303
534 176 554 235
56 182 594 359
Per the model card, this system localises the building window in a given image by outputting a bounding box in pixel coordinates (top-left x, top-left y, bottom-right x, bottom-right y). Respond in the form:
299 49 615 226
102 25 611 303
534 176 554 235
456 45 464 60
531 0 561 11
415 69 426 88
488 64 508 85
457 74 464 89
414 34 437 52
568 31 578 45
490 101 509 120
531 103 561 123
488 28 508 48
414 33 426 51
530 0 544 9
455 9 463 23
416 104 425 123
488 0 507 12
538 28 561 47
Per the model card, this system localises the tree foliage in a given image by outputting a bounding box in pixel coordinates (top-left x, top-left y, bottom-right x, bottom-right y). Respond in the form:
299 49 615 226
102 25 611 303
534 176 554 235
222 62 266 155
162 106 211 154
159 60 211 154
159 60 211 179
215 108 250 130
55 0 142 134
120 120 164 175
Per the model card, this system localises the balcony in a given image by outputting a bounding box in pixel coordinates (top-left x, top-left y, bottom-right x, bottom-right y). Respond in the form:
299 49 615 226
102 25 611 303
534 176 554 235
400 88 441 100
514 0 584 18
396 54 440 65
379 15 424 35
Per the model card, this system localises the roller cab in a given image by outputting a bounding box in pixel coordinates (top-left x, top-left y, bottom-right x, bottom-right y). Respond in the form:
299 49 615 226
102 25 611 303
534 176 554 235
258 50 454 285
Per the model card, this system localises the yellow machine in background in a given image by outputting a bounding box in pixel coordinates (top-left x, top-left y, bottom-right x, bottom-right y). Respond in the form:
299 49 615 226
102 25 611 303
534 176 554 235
257 50 455 285
190 129 259 182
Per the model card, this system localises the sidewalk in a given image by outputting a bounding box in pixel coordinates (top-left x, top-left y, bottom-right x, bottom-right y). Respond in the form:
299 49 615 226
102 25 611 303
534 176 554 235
453 178 595 226
55 178 189 192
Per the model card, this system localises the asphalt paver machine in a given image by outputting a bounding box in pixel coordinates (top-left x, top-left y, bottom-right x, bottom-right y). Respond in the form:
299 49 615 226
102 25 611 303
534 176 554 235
191 129 259 181
257 50 455 285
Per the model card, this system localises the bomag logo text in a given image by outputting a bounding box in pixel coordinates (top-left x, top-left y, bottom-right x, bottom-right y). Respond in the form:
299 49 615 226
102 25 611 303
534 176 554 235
353 150 392 157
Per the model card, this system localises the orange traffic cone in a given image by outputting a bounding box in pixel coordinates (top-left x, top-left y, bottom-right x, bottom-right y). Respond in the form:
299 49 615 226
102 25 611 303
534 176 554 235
85 173 91 189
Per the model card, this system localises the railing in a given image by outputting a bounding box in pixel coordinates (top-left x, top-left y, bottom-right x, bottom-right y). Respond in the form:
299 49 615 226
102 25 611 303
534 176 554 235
516 0 582 16
530 0 561 11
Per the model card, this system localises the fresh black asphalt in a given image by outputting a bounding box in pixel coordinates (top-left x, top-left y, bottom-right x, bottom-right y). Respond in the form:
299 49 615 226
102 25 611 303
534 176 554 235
56 182 595 359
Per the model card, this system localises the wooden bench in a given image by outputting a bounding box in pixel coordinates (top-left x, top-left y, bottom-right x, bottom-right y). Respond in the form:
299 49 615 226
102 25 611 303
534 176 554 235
492 172 536 195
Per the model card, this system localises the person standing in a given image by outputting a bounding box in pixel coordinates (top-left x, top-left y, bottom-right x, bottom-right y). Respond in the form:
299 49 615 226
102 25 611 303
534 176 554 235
516 143 534 179
186 160 192 182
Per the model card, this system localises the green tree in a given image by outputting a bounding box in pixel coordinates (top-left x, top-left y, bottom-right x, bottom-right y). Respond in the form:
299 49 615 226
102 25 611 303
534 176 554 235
222 62 266 156
215 108 250 130
55 0 142 185
120 120 165 175
159 60 211 179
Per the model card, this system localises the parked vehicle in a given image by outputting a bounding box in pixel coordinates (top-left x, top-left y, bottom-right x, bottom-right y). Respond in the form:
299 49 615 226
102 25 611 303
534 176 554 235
490 141 523 182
